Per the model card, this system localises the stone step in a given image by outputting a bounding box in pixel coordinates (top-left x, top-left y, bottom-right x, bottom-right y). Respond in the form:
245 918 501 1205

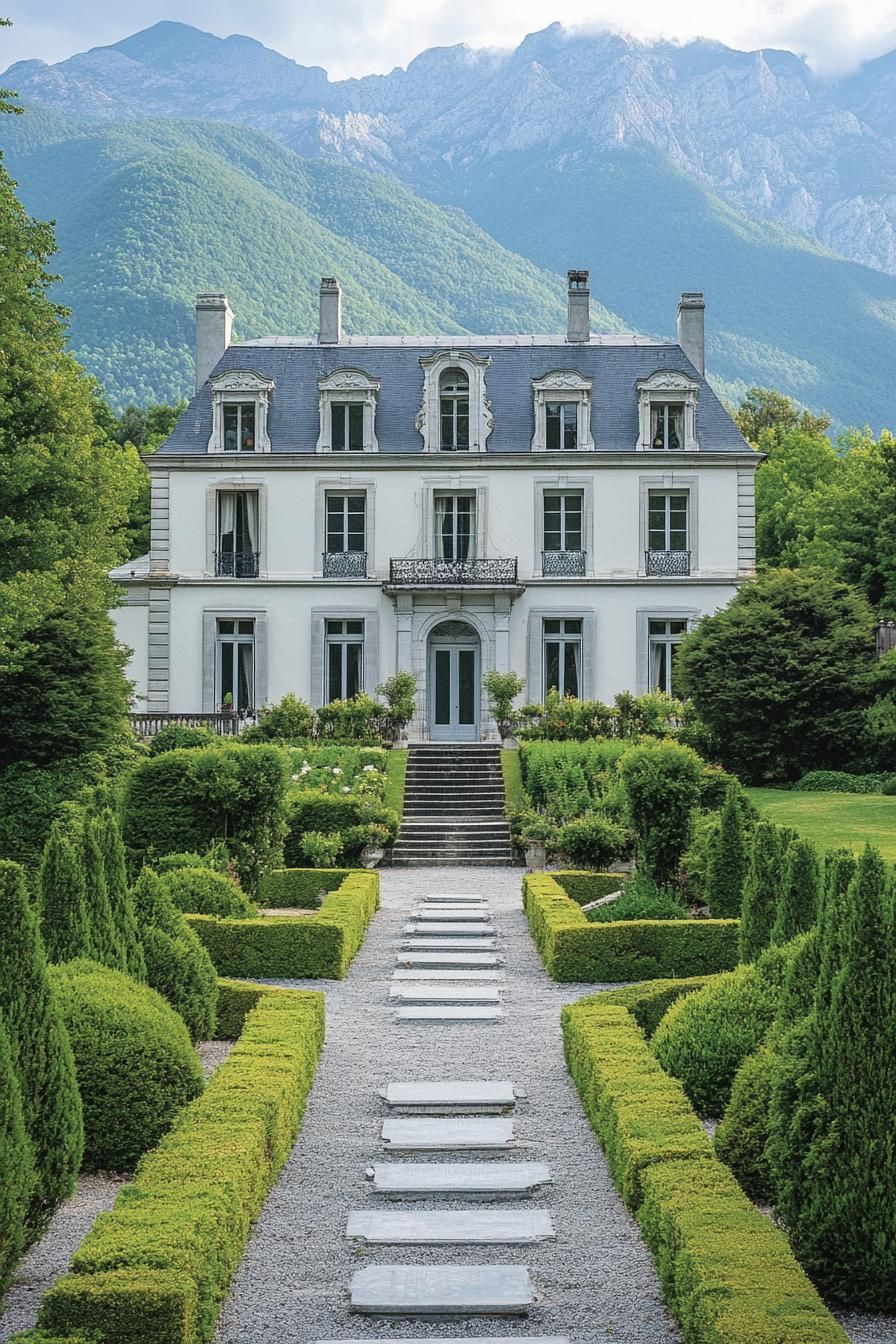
381 1116 516 1151
402 923 496 937
349 1264 535 1317
346 1209 555 1246
368 1160 552 1200
393 849 515 860
398 1005 503 1023
392 858 519 868
378 1080 516 1111
389 985 502 1005
410 907 494 921
391 969 505 981
401 939 498 952
420 893 489 902
395 951 504 968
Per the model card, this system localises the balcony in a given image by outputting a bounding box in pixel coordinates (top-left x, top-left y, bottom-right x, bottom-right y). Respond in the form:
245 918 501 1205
323 550 368 579
542 549 586 577
215 550 259 578
387 557 520 588
645 549 691 577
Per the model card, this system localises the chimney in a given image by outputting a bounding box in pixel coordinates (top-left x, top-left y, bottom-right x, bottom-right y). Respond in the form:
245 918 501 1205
566 270 590 343
677 291 705 375
194 293 233 391
318 277 342 344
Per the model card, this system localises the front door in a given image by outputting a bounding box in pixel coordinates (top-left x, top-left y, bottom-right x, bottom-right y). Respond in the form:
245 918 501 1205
429 639 479 741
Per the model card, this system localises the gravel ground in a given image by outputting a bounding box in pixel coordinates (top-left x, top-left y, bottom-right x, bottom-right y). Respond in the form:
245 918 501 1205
213 866 682 1344
199 1038 236 1077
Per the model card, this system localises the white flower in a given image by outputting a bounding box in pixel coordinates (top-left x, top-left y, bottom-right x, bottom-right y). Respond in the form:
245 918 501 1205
342 786 351 793
300 764 311 775
362 764 376 772
290 773 300 781
332 767 343 775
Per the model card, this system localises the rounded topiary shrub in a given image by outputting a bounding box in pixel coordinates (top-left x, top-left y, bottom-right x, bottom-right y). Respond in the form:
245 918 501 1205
713 1045 778 1201
652 963 779 1114
48 959 204 1171
161 867 256 918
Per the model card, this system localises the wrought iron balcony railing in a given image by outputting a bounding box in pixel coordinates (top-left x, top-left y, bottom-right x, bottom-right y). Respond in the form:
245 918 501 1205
214 550 259 578
389 557 518 586
645 549 691 577
323 550 368 579
542 549 586 577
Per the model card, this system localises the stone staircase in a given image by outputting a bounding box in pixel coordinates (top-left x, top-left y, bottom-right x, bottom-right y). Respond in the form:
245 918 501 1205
390 744 518 867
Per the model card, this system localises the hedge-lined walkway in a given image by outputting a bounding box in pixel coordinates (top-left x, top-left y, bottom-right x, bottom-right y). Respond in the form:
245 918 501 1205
214 866 680 1343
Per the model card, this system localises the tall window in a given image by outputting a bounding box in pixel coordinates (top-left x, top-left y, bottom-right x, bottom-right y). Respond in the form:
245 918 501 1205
332 402 364 451
546 402 578 451
434 494 474 561
223 402 256 452
216 619 254 711
648 491 688 551
651 403 683 451
326 494 365 554
543 492 583 552
649 618 688 693
217 491 259 577
440 369 469 451
543 618 582 699
325 619 364 701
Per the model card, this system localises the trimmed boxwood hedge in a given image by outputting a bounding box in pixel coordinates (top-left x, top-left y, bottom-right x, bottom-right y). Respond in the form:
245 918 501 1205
186 871 378 979
214 978 295 1039
36 989 325 1344
599 976 710 1037
562 994 849 1344
551 870 631 904
257 867 351 910
523 873 738 982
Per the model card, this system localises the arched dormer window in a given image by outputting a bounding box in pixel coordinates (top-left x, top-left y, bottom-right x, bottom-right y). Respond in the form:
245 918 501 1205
439 369 469 451
635 370 699 451
316 368 380 453
207 370 274 454
418 350 492 453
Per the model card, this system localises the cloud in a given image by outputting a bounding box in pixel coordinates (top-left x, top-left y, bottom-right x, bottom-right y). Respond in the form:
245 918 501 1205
4 0 896 79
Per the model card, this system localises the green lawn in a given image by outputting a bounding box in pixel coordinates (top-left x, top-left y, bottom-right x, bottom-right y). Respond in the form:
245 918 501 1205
746 789 896 862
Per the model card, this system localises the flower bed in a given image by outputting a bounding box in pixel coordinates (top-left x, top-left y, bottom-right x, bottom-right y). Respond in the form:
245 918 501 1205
562 991 848 1344
186 871 379 979
523 872 738 982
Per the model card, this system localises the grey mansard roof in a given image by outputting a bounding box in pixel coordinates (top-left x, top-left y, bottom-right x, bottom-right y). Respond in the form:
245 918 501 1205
157 335 751 455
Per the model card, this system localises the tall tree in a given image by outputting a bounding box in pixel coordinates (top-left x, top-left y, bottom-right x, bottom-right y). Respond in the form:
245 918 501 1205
97 808 146 980
772 836 821 944
82 814 127 971
739 819 785 961
37 822 90 964
0 1009 33 1295
704 781 747 917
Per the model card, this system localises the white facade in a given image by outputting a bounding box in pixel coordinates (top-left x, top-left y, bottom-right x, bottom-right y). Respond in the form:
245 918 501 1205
112 278 758 741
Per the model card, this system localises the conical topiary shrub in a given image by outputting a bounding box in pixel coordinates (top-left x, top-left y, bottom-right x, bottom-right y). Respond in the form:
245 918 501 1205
772 836 821 945
97 809 146 981
0 860 83 1236
0 1009 34 1296
738 818 784 961
704 781 747 917
37 822 90 964
82 815 127 972
131 868 217 1041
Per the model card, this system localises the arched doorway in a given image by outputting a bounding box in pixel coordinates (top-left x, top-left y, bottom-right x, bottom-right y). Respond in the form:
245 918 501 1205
427 619 481 741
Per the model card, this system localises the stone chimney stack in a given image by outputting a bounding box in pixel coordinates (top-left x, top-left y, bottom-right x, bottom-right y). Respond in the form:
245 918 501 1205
194 293 233 392
318 277 343 344
677 291 705 375
566 270 590 343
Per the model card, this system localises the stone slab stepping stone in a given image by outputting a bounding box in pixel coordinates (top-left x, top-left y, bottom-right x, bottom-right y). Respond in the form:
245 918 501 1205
390 985 501 1005
391 968 505 981
368 1160 552 1199
412 908 492 921
346 1209 555 1245
317 1339 566 1344
349 1264 535 1317
401 938 498 952
378 1081 516 1111
403 922 495 936
421 893 487 902
381 1117 516 1151
398 1005 503 1023
395 951 503 968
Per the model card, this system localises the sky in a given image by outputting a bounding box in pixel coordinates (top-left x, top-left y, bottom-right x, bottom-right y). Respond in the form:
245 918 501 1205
5 0 896 80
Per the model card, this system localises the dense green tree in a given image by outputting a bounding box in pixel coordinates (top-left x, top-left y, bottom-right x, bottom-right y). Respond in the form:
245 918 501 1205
768 845 896 1308
82 815 127 971
753 427 839 568
618 739 704 884
0 1008 33 1298
37 822 90 964
739 819 785 961
675 568 879 780
772 837 821 945
704 781 747 917
0 860 83 1235
131 868 217 1040
735 387 831 447
97 809 146 981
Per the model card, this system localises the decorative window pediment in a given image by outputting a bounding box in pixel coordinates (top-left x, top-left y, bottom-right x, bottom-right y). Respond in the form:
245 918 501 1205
417 350 493 453
207 370 274 454
635 369 699 451
531 369 594 452
316 367 380 453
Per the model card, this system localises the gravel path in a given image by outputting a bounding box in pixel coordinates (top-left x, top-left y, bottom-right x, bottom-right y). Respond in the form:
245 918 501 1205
213 866 682 1343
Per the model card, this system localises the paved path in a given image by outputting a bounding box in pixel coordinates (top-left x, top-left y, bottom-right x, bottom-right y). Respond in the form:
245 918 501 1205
214 867 681 1343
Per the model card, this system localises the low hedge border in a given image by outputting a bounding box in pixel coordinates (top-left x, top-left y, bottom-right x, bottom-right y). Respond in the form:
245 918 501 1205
599 975 711 1037
33 988 325 1344
551 869 631 904
562 993 849 1344
186 871 379 979
214 977 295 1039
523 872 738 982
257 867 351 910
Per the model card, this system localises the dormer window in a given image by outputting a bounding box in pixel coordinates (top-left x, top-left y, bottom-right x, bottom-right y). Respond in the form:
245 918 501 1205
531 370 594 452
207 370 274 454
317 368 379 453
418 350 492 453
636 370 699 451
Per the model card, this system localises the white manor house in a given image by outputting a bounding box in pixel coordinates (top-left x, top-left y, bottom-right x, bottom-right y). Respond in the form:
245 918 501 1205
112 273 758 742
